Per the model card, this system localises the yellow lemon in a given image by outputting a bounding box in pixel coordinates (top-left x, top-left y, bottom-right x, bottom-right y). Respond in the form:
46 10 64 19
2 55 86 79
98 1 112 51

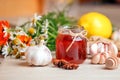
78 12 112 38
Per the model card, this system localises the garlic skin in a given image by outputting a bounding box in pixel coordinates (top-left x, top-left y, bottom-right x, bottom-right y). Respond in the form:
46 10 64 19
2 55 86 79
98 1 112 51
25 45 52 66
90 43 98 56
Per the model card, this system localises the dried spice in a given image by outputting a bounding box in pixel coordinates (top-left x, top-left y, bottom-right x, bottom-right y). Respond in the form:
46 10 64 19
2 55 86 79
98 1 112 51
52 58 79 70
117 52 120 58
62 63 79 70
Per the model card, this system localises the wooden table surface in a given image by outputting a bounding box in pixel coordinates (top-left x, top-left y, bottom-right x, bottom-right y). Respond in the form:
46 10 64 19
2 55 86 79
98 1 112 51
0 56 120 80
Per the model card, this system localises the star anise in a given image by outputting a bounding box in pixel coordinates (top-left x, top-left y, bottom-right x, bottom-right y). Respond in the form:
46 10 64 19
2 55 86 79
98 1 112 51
52 58 79 70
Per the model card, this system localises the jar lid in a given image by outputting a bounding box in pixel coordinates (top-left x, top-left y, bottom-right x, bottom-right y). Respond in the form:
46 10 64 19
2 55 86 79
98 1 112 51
59 25 87 36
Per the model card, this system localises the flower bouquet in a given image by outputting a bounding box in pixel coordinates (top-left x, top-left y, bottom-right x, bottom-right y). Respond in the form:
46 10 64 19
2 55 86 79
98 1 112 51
0 11 76 59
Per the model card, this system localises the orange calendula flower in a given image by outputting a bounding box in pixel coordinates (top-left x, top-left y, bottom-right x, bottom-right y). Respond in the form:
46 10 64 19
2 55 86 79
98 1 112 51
17 35 32 46
0 21 10 32
0 20 10 46
0 33 9 46
0 20 10 28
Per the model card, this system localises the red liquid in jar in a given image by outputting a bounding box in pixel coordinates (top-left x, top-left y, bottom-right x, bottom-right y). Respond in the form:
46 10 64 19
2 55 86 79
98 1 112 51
56 33 87 64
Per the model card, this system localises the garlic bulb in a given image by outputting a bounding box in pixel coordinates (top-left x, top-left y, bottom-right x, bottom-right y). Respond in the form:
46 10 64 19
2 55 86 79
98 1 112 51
111 30 120 41
88 36 118 64
111 30 120 51
90 42 118 57
25 40 52 66
88 36 118 57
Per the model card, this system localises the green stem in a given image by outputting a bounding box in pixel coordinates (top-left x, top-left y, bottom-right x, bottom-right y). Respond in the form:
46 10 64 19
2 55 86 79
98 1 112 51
20 21 31 28
36 21 42 27
48 32 56 39
49 21 57 29
48 25 57 34
36 21 42 36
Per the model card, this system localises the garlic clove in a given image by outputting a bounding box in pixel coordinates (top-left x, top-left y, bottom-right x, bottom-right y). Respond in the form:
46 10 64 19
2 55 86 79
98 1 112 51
25 46 39 65
91 54 100 64
40 46 52 65
104 52 110 59
30 51 41 65
104 44 108 53
110 42 118 56
97 43 104 53
90 43 98 56
99 54 106 64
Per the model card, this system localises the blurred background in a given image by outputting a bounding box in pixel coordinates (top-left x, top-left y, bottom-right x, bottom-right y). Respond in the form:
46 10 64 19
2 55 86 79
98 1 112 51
0 0 120 27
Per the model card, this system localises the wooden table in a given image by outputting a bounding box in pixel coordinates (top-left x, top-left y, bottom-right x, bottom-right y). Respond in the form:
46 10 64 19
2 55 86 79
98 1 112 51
0 57 120 80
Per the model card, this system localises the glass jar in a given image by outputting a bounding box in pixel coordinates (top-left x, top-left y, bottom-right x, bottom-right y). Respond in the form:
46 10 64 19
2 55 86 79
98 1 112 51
56 26 87 64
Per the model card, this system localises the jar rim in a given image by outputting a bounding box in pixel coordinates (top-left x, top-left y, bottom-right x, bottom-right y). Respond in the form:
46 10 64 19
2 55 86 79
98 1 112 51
58 25 85 34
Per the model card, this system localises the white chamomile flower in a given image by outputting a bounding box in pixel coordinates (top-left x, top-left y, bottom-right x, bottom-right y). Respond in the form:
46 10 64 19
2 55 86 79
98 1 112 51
32 13 42 27
15 31 27 36
9 28 27 40
15 27 27 35
19 45 28 53
2 43 9 58
33 13 42 21
41 19 49 39
9 33 14 40
3 27 8 37
45 19 49 28
45 19 49 36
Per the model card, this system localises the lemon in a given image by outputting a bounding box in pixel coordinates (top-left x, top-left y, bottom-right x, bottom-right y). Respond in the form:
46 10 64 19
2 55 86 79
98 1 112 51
78 12 112 38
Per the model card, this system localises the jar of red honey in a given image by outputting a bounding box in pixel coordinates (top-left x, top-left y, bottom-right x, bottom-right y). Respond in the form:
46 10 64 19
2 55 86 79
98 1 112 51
56 26 87 64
